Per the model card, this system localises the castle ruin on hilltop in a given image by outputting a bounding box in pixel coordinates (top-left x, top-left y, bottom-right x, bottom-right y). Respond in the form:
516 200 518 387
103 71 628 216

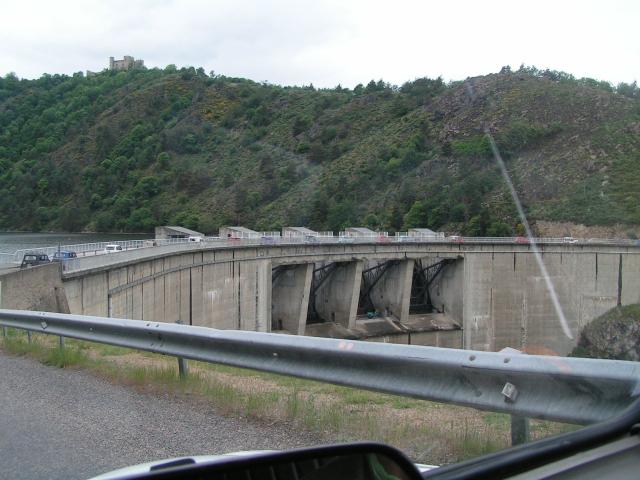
109 55 144 71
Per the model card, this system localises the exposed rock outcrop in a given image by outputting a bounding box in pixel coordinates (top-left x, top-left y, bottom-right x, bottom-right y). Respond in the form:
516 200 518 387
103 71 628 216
571 304 640 361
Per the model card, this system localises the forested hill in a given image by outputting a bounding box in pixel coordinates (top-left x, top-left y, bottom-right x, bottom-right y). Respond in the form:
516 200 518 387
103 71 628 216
0 66 639 235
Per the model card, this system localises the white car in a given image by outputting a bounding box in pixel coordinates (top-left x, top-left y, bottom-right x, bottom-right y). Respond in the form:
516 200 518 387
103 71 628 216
562 236 578 244
104 244 124 254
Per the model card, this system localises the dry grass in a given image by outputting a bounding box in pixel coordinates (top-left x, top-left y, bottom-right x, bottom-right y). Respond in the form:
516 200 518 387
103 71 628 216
0 328 577 465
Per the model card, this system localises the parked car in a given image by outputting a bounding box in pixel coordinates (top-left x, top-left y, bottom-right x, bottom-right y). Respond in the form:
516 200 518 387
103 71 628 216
260 236 275 245
104 244 124 254
337 236 355 243
188 236 203 243
304 235 319 243
448 235 464 243
51 250 77 262
20 253 50 268
515 236 530 244
563 236 578 244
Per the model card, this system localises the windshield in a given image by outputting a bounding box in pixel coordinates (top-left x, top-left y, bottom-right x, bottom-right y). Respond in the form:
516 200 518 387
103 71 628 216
0 1 639 479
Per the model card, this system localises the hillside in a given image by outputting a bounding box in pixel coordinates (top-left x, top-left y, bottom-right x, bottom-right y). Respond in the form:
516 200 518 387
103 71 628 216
0 66 639 235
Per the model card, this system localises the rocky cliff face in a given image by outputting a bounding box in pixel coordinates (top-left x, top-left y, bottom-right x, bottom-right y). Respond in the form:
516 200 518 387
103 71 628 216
572 304 640 361
533 221 640 240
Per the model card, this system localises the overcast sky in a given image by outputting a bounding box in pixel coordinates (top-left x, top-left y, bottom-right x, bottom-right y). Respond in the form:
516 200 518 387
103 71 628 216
1 0 638 87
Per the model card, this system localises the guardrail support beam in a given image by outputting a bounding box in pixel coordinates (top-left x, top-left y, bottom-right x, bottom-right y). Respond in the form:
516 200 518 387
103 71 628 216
176 319 189 379
178 356 189 379
511 415 530 445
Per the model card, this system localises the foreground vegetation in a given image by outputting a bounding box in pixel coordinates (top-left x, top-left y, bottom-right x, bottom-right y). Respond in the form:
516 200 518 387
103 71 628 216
0 328 575 464
1 66 639 235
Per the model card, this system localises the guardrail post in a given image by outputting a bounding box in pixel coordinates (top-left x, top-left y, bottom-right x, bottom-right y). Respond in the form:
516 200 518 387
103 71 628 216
510 415 530 445
27 330 32 344
1 326 6 338
175 320 189 380
59 336 65 349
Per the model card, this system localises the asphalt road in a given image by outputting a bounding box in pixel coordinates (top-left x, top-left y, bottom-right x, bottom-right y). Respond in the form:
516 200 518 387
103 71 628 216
0 351 324 480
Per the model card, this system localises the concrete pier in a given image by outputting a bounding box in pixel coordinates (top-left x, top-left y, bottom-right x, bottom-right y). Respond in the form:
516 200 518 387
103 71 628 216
368 259 414 322
271 264 313 334
315 260 363 329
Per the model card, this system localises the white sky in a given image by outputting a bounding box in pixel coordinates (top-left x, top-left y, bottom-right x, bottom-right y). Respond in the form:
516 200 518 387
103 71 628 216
1 0 638 87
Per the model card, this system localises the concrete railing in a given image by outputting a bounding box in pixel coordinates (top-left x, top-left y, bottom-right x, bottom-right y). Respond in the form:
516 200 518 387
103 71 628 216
0 309 638 425
0 253 14 265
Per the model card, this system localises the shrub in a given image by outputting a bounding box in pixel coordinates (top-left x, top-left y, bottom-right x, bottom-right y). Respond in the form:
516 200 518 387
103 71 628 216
451 135 492 158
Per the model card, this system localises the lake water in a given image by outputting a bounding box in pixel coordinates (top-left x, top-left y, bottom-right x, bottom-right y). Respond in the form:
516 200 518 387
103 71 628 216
0 232 150 255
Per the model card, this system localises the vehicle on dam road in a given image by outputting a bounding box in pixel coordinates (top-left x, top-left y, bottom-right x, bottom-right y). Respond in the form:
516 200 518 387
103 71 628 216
52 250 78 262
103 244 124 254
19 252 50 268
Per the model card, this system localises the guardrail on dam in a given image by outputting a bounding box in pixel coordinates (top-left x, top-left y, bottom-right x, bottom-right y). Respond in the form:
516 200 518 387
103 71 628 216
1 238 639 355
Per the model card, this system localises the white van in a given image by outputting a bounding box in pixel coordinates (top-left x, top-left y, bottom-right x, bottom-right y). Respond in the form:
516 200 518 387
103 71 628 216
104 244 124 254
188 236 204 243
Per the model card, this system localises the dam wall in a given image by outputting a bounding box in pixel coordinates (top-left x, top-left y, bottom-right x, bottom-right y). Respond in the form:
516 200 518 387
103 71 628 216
427 247 640 354
4 241 639 355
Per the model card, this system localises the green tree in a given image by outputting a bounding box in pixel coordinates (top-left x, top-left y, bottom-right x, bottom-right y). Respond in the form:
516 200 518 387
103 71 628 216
403 200 429 230
486 221 512 237
127 207 155 232
462 215 482 236
94 211 116 231
364 213 380 230
157 151 170 169
327 200 357 232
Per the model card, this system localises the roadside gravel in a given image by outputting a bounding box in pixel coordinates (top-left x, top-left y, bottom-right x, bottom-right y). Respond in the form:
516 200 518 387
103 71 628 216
0 351 325 480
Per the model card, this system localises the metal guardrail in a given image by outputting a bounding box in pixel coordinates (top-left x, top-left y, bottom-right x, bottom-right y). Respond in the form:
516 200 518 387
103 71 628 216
0 309 638 425
0 253 14 264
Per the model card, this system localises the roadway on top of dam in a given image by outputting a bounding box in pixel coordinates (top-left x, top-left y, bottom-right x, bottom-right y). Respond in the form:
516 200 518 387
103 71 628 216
59 237 640 279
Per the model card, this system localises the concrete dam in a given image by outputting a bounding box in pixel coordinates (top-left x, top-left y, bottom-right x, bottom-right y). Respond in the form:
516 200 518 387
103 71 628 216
2 240 639 356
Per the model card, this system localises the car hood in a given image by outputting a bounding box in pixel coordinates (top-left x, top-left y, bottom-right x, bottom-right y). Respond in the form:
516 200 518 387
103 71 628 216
87 451 275 479
88 451 437 479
